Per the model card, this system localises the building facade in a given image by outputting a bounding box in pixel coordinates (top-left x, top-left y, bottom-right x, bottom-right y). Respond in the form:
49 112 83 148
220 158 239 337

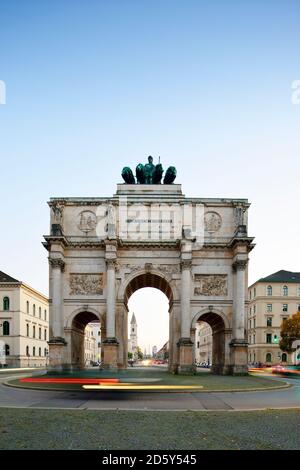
195 322 213 365
248 270 300 365
84 323 97 365
44 182 254 374
0 271 49 368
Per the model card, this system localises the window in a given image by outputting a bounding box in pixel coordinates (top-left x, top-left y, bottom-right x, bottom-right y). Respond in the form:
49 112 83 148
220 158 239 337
266 353 272 363
5 344 10 356
44 310 47 321
266 333 272 344
253 334 256 344
254 288 256 297
98 331 100 336
197 341 200 348
283 285 288 296
250 290 252 300
282 353 287 362
26 301 29 314
267 285 272 296
282 316 288 323
254 318 256 328
33 326 36 338
249 335 252 344
282 304 288 312
267 304 272 312
273 334 279 344
26 323 29 337
249 307 252 315
44 329 47 341
33 347 36 356
44 348 47 357
39 307 41 318
33 304 36 316
39 347 41 357
26 346 29 356
249 319 252 329
267 317 272 327
3 297 10 311
3 321 10 336
39 327 41 340
298 305 300 312
254 305 256 314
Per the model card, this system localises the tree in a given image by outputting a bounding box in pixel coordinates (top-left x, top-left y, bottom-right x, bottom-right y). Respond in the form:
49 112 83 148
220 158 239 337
128 352 133 360
280 312 300 352
136 346 143 360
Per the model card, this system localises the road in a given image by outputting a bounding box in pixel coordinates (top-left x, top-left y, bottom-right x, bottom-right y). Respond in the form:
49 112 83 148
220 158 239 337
0 371 300 411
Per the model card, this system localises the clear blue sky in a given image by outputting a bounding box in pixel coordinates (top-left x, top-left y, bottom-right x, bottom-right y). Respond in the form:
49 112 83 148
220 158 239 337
0 1 299 349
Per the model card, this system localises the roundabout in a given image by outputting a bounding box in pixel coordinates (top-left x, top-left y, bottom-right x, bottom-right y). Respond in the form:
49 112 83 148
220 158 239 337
0 367 298 410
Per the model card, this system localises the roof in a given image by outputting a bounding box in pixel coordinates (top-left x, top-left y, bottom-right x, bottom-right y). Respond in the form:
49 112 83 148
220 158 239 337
130 313 137 324
0 271 19 283
258 270 300 283
0 270 48 301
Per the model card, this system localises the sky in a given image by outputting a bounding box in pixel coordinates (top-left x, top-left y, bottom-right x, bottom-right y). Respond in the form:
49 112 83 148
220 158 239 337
0 1 300 351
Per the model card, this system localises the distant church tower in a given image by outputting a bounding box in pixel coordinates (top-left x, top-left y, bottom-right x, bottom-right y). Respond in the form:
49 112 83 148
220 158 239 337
130 313 138 359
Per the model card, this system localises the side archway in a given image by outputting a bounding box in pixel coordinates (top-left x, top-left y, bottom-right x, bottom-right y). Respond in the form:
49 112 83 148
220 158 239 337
64 308 103 369
192 307 230 374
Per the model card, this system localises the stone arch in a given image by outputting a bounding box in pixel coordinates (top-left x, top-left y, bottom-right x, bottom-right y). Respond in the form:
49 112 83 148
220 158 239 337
65 306 103 329
119 268 179 306
192 306 230 374
191 306 230 331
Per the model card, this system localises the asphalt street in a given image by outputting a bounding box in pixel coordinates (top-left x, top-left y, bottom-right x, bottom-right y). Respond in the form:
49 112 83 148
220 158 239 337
0 371 299 411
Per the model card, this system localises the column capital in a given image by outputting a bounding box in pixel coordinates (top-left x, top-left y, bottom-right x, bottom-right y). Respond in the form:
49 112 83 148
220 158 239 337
106 259 118 269
232 259 247 271
180 259 192 271
48 257 65 271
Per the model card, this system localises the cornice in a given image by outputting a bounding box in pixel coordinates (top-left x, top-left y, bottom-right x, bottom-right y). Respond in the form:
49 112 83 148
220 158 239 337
228 236 255 250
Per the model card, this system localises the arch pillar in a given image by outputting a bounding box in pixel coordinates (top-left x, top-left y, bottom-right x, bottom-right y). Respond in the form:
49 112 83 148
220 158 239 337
102 244 119 369
178 253 194 374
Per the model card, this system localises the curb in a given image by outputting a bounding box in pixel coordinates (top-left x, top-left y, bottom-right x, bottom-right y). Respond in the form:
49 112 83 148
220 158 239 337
3 379 291 394
0 405 299 412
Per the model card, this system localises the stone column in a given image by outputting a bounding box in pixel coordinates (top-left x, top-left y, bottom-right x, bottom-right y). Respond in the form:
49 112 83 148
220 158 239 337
230 259 248 375
106 259 116 338
48 257 66 370
102 258 119 369
178 259 194 374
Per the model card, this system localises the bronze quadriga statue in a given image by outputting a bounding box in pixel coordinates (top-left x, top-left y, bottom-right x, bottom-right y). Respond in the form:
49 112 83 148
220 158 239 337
121 156 177 185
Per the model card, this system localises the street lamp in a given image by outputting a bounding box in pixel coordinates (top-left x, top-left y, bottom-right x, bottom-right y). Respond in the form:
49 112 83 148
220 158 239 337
45 349 49 367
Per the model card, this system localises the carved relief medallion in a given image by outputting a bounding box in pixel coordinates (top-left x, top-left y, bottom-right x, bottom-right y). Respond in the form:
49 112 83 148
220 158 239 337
69 274 103 295
77 210 97 233
194 274 227 296
204 211 222 233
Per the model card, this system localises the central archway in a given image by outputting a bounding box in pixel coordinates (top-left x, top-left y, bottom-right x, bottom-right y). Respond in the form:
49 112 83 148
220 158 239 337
117 270 179 372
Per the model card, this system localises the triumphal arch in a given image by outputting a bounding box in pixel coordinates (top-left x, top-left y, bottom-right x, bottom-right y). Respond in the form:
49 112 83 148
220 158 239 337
44 157 254 374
